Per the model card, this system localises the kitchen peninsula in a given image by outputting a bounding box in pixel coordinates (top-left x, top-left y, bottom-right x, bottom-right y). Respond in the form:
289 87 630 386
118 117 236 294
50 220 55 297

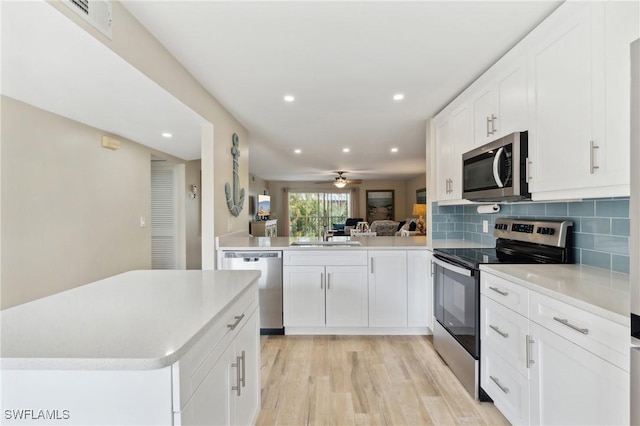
1 270 261 426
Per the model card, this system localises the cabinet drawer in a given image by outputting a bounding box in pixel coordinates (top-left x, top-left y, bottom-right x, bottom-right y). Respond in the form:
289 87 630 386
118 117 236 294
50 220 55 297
480 295 529 376
529 291 629 371
481 272 529 316
283 250 367 266
481 345 530 425
174 287 259 410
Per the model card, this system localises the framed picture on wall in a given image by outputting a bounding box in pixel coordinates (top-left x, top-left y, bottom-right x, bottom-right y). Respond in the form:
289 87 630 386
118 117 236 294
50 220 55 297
366 190 394 223
416 188 426 204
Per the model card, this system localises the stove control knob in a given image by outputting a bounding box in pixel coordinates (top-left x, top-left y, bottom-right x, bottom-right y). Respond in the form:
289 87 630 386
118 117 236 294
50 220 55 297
548 228 556 236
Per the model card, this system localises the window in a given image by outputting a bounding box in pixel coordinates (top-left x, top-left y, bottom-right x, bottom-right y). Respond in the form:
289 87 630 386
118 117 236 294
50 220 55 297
288 191 350 237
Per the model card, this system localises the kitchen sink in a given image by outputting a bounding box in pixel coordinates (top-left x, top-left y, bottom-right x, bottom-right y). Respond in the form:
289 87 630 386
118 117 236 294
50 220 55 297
289 240 363 247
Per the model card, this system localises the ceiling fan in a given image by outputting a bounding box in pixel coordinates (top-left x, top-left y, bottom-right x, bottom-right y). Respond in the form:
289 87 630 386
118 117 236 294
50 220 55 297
315 171 363 188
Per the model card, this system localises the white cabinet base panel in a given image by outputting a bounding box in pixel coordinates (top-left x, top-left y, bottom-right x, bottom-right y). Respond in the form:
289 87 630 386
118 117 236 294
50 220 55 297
285 326 430 336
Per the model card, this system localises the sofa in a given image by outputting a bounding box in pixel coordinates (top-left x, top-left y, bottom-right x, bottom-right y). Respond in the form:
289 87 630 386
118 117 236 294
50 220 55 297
331 217 363 236
369 220 399 236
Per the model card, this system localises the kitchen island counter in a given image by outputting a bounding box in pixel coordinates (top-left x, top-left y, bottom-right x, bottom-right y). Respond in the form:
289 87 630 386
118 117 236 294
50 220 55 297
0 269 260 370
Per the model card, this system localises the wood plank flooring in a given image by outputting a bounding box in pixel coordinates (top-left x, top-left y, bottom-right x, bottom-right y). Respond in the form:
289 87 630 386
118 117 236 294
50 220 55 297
256 335 509 426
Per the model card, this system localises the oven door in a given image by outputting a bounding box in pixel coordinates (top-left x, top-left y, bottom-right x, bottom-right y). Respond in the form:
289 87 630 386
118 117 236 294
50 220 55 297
433 256 479 358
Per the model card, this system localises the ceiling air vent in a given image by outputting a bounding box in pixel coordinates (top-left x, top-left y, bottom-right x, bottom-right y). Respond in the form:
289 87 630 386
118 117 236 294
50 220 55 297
62 0 112 39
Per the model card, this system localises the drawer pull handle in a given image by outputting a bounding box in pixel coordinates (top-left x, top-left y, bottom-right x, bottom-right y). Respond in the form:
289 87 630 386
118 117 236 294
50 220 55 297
489 286 509 296
526 335 535 368
232 355 242 396
227 314 245 330
553 317 589 335
490 375 509 394
489 324 509 339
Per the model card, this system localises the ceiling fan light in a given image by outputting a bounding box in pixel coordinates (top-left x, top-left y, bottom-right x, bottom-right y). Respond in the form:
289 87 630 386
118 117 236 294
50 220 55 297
334 177 347 188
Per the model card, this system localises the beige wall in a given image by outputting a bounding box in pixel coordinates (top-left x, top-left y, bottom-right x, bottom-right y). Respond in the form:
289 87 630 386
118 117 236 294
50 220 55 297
248 174 269 226
404 173 428 218
1 97 184 308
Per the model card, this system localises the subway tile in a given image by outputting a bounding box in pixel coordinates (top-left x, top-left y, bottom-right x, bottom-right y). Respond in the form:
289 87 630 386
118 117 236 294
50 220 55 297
469 233 482 243
510 203 528 216
432 214 447 223
439 223 456 232
545 202 568 216
596 199 629 218
527 203 547 216
463 205 476 215
447 231 463 240
455 205 465 214
580 218 611 234
594 235 629 255
581 250 611 270
574 233 595 249
481 234 496 246
450 214 464 223
611 219 630 237
572 249 581 264
464 223 476 233
612 255 630 274
455 223 465 231
497 204 512 215
568 201 595 217
432 231 447 240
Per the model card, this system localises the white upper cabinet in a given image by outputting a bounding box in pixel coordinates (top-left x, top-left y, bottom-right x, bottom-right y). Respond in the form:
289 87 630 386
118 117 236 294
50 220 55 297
434 103 471 202
431 1 638 202
527 1 638 200
473 61 527 146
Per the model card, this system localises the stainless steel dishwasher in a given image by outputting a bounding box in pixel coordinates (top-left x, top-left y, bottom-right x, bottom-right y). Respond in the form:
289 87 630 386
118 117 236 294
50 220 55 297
221 251 283 334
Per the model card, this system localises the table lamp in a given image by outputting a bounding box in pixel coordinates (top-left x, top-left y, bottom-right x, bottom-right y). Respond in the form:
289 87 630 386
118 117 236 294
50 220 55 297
413 203 427 234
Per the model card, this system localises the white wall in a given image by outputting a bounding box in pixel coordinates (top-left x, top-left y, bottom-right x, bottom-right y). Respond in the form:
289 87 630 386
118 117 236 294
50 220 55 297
185 160 202 269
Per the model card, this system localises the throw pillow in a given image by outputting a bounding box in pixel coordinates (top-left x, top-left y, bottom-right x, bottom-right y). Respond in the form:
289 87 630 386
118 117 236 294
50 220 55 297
332 223 345 231
397 221 406 231
409 221 417 231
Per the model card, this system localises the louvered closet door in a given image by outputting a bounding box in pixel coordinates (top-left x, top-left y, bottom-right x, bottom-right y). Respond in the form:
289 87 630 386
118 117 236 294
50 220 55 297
151 161 177 269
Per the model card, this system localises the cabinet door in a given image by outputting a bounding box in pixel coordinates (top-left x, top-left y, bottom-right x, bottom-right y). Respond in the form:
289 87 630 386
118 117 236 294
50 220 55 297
529 322 629 425
283 266 325 326
368 251 407 327
232 308 260 426
497 64 527 138
177 346 233 426
407 250 431 328
473 88 497 145
528 3 605 195
435 117 453 201
325 266 368 327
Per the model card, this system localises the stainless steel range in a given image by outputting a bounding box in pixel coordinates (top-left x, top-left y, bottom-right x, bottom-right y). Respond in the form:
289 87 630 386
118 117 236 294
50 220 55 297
432 218 573 400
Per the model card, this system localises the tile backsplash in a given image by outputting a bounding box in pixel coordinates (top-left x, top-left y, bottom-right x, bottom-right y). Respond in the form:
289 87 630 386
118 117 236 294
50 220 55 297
432 198 630 274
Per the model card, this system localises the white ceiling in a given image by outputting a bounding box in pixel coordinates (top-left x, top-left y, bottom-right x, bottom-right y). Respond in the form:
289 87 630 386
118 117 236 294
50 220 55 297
1 1 207 161
123 0 562 182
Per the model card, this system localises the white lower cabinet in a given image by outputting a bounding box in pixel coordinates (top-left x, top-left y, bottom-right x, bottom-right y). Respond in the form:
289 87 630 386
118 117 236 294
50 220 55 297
175 291 260 426
283 264 368 327
282 249 430 334
481 272 629 425
529 321 629 426
368 250 408 327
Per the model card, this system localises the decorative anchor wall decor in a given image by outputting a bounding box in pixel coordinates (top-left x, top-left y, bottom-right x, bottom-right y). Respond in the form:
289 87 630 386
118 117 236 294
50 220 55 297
225 133 246 217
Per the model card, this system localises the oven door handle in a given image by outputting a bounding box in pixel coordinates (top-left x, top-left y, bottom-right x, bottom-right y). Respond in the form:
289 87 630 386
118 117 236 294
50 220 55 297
492 147 505 188
432 257 473 277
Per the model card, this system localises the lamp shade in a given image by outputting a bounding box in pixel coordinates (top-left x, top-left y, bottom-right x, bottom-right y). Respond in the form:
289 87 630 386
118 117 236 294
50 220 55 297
413 203 426 217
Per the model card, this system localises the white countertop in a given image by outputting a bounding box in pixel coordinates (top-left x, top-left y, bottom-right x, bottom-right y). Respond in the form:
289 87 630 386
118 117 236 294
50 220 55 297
0 270 260 370
216 235 489 251
480 264 630 325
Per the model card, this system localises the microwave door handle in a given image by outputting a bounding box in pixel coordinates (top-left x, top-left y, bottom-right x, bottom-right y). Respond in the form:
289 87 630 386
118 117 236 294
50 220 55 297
492 147 505 188
432 257 473 277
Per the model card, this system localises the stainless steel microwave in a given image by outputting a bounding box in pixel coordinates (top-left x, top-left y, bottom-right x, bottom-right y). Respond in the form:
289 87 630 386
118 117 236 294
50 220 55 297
462 131 530 201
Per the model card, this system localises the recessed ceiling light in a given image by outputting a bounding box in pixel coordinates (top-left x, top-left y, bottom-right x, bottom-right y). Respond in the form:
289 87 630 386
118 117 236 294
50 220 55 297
391 147 399 153
393 93 404 101
162 132 173 138
343 148 350 153
294 149 302 154
284 95 295 102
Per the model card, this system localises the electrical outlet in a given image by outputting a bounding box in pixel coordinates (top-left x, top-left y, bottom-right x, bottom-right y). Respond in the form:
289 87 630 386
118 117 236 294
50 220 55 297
482 220 489 233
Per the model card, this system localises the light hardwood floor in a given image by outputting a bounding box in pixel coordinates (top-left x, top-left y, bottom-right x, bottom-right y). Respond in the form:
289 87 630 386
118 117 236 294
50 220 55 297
256 335 510 426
